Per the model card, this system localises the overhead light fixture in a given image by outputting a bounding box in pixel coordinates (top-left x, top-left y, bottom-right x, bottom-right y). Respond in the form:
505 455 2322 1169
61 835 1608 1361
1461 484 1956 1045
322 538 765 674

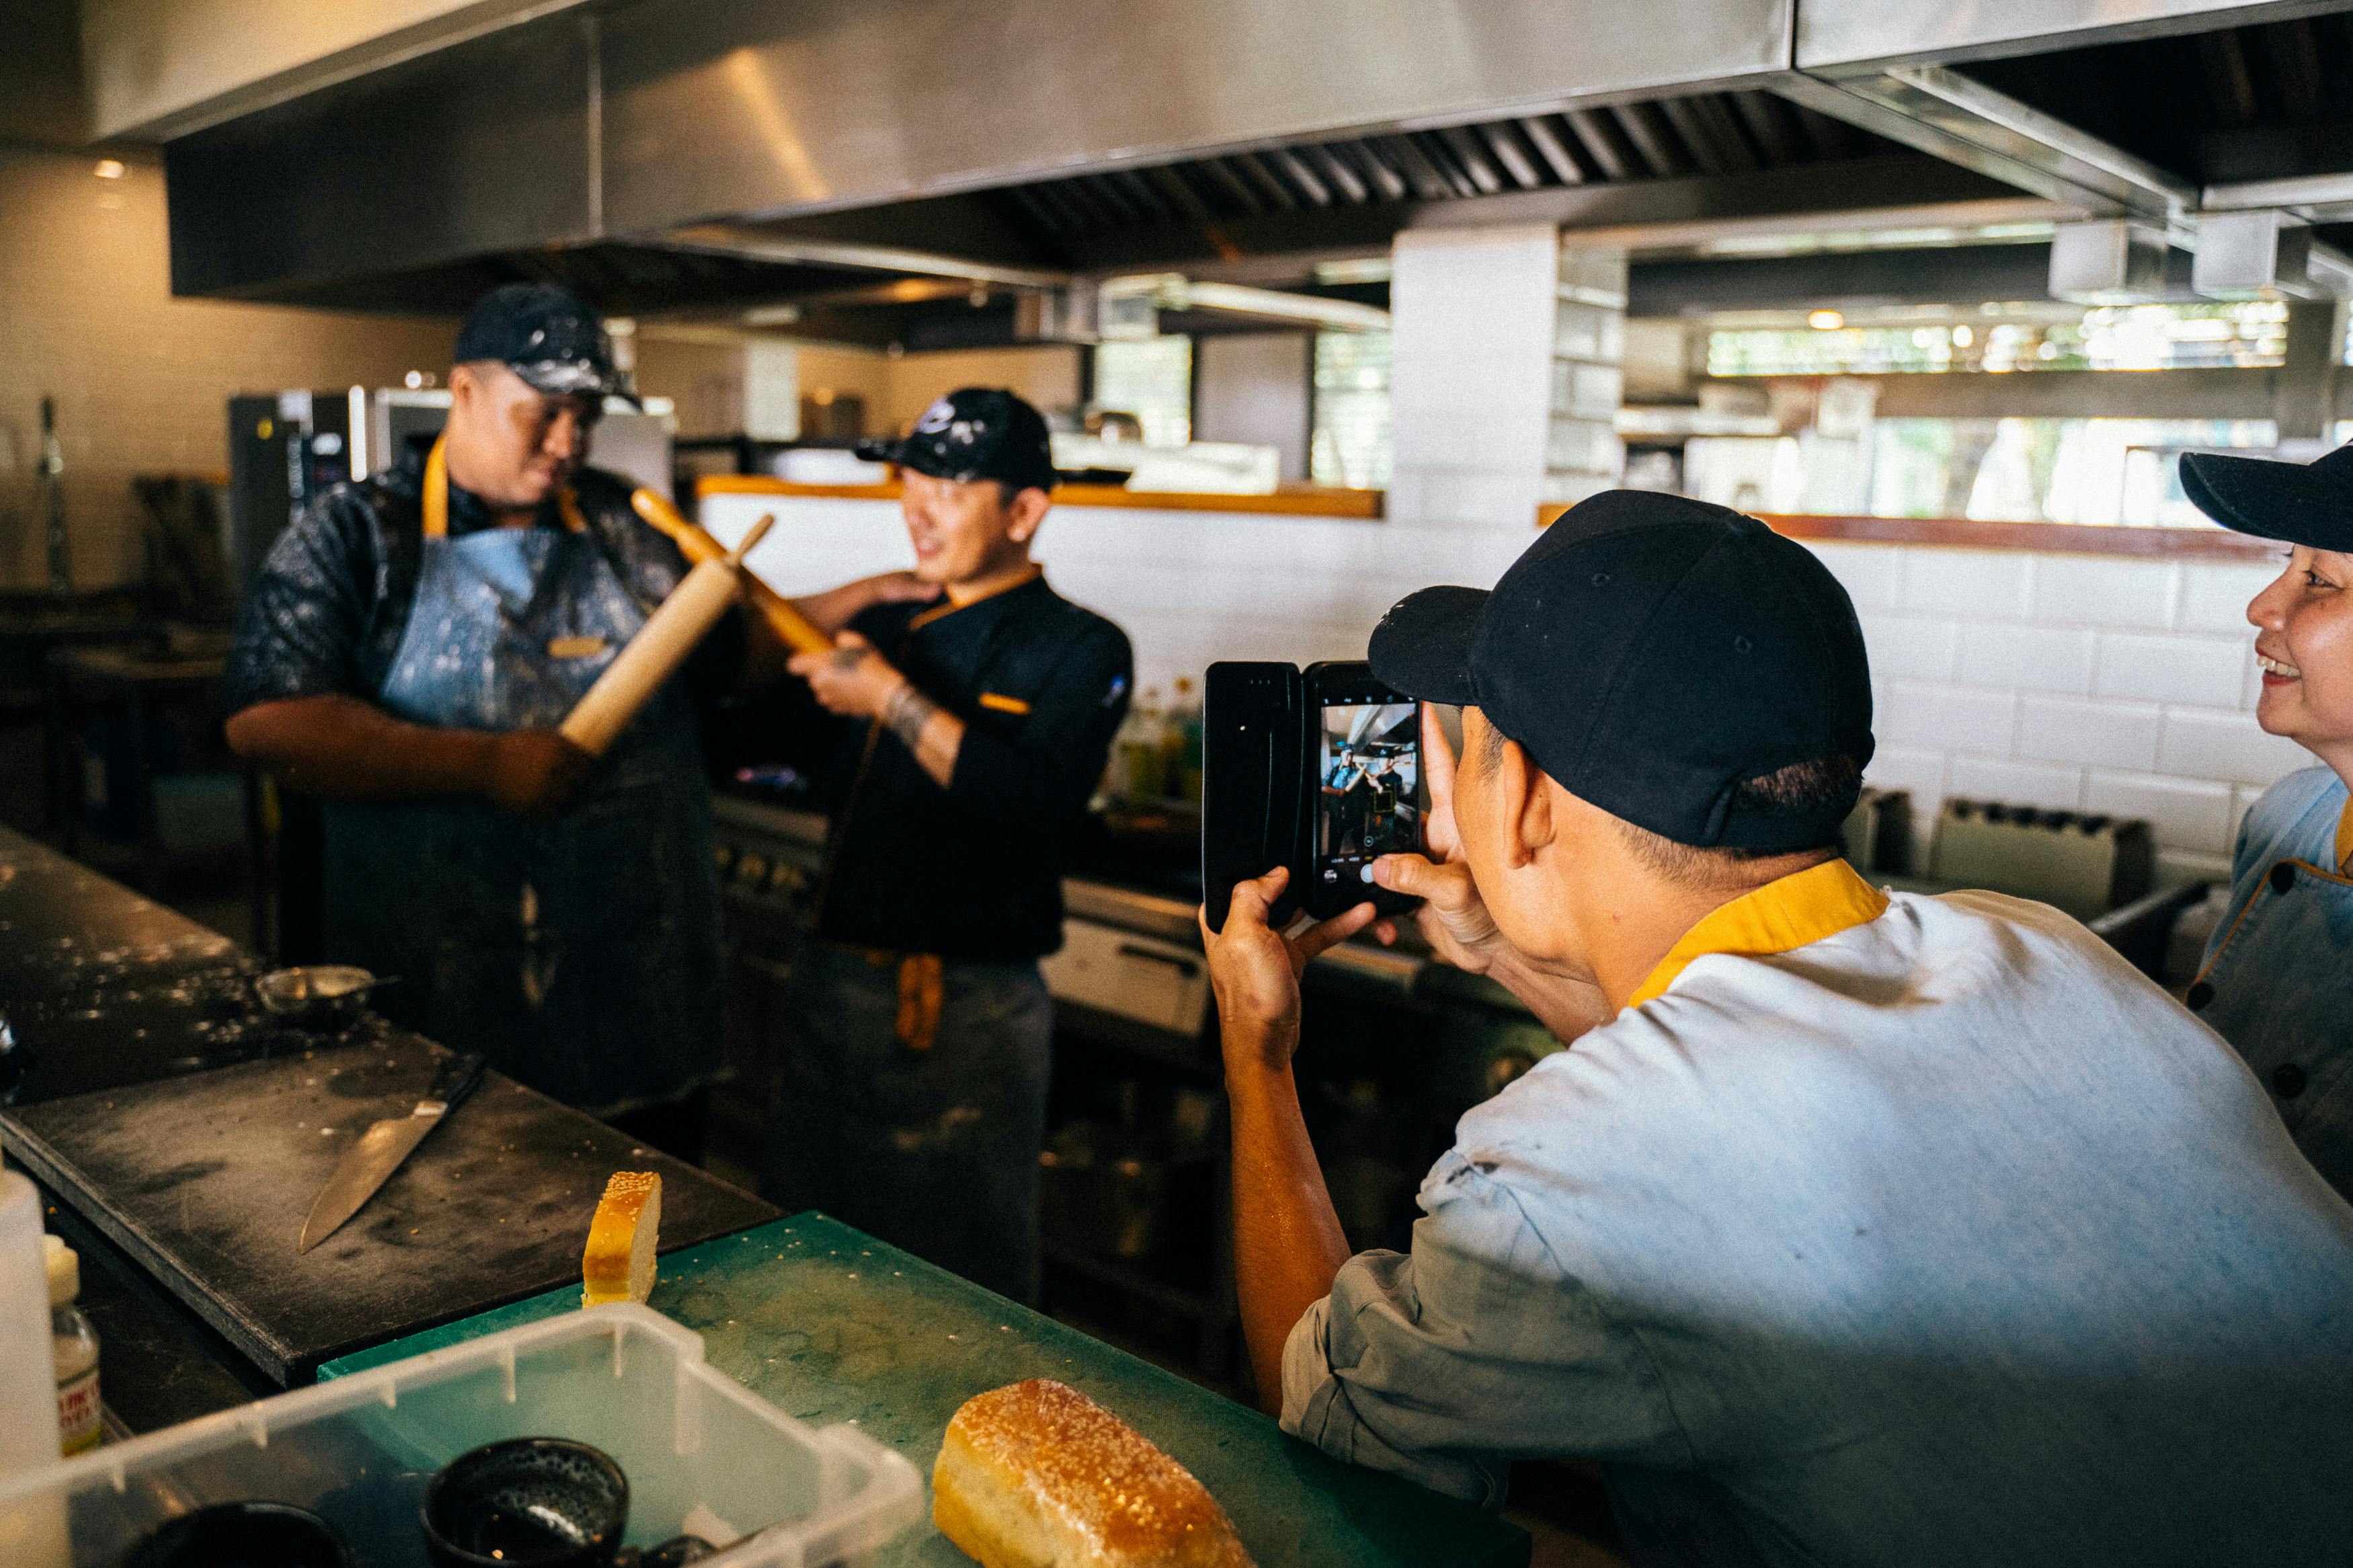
743 303 802 327
93 159 124 179
1807 310 1844 330
1313 257 1394 286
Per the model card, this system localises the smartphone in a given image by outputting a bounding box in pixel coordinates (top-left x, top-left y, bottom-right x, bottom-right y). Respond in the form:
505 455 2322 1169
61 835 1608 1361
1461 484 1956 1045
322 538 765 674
1201 661 1307 934
1302 661 1425 921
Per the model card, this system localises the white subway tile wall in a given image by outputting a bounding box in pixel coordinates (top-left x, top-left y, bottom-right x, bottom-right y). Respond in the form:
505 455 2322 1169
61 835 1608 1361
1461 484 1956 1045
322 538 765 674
1819 540 2290 882
706 496 2295 888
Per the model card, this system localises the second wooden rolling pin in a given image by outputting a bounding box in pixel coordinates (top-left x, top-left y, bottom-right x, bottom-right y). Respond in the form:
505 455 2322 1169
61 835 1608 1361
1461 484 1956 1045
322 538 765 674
559 512 774 755
629 489 833 655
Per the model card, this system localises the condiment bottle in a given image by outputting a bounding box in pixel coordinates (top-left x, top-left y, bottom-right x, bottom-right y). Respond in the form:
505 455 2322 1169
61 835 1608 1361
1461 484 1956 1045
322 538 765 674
45 1237 99 1456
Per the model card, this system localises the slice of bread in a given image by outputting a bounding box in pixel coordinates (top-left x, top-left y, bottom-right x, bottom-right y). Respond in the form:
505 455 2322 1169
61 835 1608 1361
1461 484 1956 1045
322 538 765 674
581 1170 661 1308
933 1379 1254 1567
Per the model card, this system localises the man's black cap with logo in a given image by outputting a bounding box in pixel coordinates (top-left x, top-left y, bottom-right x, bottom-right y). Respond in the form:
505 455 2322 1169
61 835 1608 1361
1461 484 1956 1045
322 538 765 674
454 283 637 404
1369 490 1874 852
861 388 1060 495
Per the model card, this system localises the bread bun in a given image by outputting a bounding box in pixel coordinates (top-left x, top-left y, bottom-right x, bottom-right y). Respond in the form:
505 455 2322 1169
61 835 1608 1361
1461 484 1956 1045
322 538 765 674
933 1379 1253 1567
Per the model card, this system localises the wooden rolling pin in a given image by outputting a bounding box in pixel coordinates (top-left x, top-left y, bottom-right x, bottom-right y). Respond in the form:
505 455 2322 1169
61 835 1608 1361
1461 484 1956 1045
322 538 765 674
559 513 774 755
629 489 832 655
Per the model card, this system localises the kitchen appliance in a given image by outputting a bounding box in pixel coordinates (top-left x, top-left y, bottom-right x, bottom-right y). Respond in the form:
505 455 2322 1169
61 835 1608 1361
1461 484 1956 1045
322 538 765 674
1929 798 2154 920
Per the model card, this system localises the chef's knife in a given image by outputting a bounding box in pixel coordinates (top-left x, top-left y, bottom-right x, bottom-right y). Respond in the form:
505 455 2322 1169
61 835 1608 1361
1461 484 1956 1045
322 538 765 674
298 1052 487 1253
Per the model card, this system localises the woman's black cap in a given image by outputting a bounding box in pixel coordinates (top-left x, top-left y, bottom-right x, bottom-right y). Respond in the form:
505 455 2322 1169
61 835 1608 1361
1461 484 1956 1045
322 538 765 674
2180 441 2353 550
1369 490 1874 850
452 283 636 403
858 388 1060 494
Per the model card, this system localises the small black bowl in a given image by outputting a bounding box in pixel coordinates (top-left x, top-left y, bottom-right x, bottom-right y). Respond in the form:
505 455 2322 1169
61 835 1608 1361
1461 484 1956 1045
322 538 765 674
423 1438 631 1568
122 1501 352 1568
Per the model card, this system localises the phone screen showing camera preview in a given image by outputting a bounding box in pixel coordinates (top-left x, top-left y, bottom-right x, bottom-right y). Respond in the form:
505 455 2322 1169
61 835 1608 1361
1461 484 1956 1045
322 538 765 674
1314 700 1421 899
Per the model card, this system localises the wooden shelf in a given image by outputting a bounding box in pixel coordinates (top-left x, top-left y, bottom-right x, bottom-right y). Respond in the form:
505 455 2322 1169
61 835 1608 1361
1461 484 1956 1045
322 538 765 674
1534 503 2280 561
698 474 1383 520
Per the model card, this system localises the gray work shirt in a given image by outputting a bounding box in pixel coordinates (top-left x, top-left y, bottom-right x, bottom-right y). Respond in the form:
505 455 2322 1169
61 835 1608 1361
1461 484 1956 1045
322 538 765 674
1282 877 2353 1567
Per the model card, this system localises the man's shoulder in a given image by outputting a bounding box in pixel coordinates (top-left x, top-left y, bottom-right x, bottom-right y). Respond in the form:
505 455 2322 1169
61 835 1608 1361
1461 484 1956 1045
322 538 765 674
1021 582 1131 663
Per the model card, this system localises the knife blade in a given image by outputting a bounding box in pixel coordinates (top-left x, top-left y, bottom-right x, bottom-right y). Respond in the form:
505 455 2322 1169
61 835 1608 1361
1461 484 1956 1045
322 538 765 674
298 1051 487 1253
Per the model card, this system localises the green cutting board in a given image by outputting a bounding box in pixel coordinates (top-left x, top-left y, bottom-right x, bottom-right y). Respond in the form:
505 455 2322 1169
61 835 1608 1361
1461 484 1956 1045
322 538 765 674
324 1214 1527 1568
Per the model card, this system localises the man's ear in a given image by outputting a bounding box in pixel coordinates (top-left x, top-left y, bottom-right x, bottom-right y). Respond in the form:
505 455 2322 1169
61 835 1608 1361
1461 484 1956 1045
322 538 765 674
1494 735 1552 870
1005 486 1050 545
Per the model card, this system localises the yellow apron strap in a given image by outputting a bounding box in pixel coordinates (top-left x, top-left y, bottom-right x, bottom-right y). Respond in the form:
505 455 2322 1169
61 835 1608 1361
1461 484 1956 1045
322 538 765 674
423 434 586 536
422 436 450 539
894 954 945 1053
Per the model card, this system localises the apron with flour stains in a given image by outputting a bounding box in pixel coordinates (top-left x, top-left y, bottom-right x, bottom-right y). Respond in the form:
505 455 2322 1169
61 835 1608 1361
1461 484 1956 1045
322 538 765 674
320 441 722 1114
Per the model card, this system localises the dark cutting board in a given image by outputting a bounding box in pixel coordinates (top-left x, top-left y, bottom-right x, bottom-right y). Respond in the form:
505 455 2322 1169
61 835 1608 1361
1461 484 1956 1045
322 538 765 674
0 1033 776 1385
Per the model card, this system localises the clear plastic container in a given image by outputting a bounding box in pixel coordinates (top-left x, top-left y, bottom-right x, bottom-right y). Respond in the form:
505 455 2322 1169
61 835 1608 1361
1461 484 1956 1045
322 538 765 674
0 1305 923 1568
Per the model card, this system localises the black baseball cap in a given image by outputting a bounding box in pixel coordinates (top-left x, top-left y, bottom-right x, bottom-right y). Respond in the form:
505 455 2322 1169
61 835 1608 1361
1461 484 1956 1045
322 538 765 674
452 283 637 404
1369 490 1874 850
859 388 1060 494
2180 441 2353 550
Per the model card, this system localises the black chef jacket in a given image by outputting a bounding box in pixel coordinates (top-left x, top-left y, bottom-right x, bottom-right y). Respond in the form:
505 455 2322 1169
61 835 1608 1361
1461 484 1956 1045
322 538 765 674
221 437 744 719
794 575 1132 963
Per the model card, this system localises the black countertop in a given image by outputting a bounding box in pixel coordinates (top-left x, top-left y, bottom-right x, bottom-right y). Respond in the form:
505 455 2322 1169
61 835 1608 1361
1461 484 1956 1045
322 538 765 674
0 826 777 1413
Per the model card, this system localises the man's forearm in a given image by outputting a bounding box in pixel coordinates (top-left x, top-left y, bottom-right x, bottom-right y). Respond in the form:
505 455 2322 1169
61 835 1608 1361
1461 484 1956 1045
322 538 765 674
881 680 963 787
1227 1056 1351 1417
224 694 496 802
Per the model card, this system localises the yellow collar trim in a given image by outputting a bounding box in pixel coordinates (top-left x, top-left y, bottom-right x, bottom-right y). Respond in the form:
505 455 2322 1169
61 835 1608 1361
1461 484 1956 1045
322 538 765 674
2336 796 2352 874
1628 858 1890 1009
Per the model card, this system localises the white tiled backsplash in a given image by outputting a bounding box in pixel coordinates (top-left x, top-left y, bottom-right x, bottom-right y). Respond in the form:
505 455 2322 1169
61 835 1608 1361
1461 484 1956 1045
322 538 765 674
705 491 2290 887
1817 540 2286 883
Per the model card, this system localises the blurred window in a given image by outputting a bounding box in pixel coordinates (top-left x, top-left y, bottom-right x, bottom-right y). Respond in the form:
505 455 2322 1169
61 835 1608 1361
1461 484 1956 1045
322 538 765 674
1311 331 1393 489
1092 337 1193 447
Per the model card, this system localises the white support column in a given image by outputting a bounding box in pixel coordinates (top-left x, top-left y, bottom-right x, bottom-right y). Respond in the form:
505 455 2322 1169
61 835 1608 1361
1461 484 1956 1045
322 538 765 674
1548 245 1628 511
1387 224 1624 532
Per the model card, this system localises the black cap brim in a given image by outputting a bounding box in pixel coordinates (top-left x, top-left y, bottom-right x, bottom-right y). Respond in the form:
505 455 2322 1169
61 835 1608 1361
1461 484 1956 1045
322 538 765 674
2181 452 2351 550
1368 585 1488 707
856 438 1061 491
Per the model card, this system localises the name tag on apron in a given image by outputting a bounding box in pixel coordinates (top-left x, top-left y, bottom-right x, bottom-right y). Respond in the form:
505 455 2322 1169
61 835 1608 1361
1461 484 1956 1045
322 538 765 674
547 636 610 660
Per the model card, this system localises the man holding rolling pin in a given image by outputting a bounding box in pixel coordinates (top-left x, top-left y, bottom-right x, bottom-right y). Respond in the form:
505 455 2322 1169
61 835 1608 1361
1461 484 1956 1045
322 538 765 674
223 284 928 1159
758 388 1133 1303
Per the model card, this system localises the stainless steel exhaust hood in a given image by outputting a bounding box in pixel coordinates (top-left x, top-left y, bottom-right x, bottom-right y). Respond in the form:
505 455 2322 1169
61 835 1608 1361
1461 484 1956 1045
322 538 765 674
168 0 1815 305
161 0 2353 318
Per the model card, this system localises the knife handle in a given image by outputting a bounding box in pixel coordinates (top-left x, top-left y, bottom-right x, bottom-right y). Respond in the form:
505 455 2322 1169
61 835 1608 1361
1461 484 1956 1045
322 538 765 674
425 1052 488 1110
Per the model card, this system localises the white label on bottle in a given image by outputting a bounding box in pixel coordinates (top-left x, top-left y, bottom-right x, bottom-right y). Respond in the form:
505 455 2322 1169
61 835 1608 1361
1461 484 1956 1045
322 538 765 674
57 1366 99 1455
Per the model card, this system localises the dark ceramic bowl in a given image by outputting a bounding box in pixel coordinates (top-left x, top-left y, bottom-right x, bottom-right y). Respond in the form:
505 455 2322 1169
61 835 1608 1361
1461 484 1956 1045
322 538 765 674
422 1438 631 1568
122 1501 352 1568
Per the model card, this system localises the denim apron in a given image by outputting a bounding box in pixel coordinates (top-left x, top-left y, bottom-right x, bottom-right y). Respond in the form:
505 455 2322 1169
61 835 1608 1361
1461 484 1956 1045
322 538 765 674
2191 773 2353 1200
321 440 722 1114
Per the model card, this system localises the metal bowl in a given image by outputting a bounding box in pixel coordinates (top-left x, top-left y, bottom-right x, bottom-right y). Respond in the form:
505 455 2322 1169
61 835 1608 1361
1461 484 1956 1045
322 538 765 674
253 965 381 1018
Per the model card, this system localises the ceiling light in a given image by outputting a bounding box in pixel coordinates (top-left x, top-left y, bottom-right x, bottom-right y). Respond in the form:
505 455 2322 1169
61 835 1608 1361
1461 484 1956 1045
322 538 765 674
743 304 802 326
1807 310 1844 330
93 159 124 179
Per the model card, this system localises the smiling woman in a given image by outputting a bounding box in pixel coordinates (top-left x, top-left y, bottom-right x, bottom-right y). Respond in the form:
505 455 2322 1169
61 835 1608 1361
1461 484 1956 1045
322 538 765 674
2174 440 2353 1204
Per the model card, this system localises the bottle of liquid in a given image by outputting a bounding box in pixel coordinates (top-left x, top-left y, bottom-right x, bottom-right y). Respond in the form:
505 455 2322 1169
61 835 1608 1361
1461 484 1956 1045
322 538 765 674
46 1237 98 1457
1115 688 1167 802
1164 677 1203 803
0 1171 61 1477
